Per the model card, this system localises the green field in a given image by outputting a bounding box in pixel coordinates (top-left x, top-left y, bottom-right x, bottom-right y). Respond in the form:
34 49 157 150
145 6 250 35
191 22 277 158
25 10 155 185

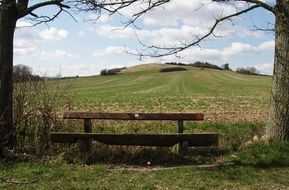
4 63 287 190
66 64 271 123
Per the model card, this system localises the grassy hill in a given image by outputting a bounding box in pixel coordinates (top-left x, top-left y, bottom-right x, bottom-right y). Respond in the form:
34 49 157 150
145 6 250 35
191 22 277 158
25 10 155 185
64 63 272 123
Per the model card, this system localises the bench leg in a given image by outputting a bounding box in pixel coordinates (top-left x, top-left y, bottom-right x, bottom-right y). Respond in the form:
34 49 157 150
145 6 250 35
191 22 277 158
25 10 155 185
178 120 188 154
179 141 189 154
79 119 92 152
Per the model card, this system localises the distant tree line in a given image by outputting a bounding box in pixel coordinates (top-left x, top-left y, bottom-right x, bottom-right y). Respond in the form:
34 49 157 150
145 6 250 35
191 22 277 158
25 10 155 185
160 67 187 73
13 65 42 83
165 62 260 75
100 67 127 76
236 66 259 75
165 61 231 71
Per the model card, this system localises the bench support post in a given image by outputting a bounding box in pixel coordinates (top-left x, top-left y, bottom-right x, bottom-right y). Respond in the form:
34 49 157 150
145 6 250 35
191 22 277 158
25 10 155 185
79 119 92 152
178 120 188 154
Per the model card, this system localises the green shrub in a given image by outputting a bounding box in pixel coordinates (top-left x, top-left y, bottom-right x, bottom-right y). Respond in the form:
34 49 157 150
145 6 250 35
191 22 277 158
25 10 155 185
164 62 189 66
13 64 42 82
236 66 259 75
222 63 231 70
164 61 224 70
13 80 75 155
191 61 223 70
100 67 126 75
234 141 289 167
160 67 187 72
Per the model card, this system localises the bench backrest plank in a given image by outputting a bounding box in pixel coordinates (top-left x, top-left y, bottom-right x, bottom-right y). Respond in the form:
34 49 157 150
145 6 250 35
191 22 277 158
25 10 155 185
63 112 204 121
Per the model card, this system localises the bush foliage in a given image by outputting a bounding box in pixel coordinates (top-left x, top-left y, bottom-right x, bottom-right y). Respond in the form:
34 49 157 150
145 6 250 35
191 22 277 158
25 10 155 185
13 64 42 83
236 66 259 75
235 141 289 167
13 80 75 155
165 61 223 70
191 61 223 70
160 67 187 72
100 67 126 76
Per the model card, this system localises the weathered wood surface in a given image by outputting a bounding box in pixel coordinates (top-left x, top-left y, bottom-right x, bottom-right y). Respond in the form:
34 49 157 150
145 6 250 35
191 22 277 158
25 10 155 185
50 133 218 147
63 112 204 121
80 119 92 151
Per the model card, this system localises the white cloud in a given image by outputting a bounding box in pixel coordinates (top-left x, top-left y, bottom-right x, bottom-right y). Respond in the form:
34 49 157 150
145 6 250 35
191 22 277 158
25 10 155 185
14 46 36 56
39 49 78 60
78 27 94 36
157 47 225 64
95 23 233 47
14 26 40 57
224 40 274 58
239 62 274 75
40 28 69 41
237 28 265 38
94 0 270 50
96 25 135 39
78 30 86 36
16 21 33 28
93 46 134 57
14 25 71 58
95 22 258 48
42 61 137 77
254 63 273 75
154 40 275 66
139 25 208 46
141 0 236 27
45 64 99 77
259 40 275 50
116 0 241 28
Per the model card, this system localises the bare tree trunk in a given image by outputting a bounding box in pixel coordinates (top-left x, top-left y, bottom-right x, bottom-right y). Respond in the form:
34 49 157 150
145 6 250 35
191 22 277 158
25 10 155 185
0 4 17 153
267 0 289 140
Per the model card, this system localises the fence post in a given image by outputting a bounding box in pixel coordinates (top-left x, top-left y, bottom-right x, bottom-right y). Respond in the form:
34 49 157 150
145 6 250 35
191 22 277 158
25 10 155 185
79 119 92 152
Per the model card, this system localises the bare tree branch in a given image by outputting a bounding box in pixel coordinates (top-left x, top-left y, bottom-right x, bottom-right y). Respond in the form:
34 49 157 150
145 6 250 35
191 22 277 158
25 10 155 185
236 0 275 14
27 7 64 27
72 0 170 26
130 4 261 58
214 0 274 14
14 0 275 58
250 18 275 33
17 0 70 19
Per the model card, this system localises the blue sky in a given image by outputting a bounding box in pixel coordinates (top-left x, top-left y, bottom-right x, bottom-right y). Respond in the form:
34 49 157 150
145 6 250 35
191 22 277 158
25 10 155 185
14 0 275 77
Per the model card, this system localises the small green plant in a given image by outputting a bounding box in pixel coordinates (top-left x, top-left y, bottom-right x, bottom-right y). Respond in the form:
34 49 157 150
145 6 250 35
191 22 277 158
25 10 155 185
234 141 289 167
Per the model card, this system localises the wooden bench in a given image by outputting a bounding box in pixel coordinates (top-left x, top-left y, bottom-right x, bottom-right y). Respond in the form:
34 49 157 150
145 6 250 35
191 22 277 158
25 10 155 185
50 112 218 153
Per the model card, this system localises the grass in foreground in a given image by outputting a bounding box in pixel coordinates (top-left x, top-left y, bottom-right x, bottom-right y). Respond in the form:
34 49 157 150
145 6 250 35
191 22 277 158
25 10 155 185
2 141 289 189
1 157 289 189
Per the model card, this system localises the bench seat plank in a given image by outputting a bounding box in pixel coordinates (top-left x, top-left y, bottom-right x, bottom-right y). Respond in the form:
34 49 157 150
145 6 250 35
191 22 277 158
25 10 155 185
50 133 218 147
63 112 204 121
